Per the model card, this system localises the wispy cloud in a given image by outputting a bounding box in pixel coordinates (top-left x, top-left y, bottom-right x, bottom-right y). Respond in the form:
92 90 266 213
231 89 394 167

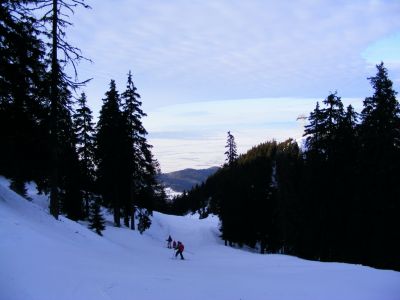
69 0 400 113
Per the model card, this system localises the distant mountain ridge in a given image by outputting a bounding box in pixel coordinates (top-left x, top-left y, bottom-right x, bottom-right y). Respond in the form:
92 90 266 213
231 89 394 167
158 166 220 192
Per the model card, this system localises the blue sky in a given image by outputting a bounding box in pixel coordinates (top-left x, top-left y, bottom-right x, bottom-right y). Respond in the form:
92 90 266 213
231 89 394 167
67 0 400 172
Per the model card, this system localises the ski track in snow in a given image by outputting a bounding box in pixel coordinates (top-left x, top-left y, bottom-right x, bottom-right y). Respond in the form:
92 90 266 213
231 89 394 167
0 176 399 300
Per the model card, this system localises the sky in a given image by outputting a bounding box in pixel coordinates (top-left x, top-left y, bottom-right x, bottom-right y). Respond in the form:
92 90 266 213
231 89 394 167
65 0 400 172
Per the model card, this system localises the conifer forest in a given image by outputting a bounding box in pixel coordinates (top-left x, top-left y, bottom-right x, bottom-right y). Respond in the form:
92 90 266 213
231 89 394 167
0 0 166 235
171 64 400 271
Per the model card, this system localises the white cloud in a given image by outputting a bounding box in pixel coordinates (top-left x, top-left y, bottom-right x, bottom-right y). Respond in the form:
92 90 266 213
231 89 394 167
68 0 400 112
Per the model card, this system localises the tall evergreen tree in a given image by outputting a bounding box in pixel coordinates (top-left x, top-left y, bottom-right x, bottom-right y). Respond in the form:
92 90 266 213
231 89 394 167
120 71 161 231
96 80 126 227
358 62 400 269
319 92 345 259
333 104 359 262
303 94 345 260
35 0 90 219
320 92 344 157
120 71 144 229
302 101 325 259
224 131 238 165
73 92 96 217
57 83 84 220
303 102 323 159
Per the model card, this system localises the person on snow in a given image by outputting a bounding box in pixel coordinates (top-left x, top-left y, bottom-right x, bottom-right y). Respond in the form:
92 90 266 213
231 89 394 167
166 235 173 248
172 240 177 249
175 241 184 260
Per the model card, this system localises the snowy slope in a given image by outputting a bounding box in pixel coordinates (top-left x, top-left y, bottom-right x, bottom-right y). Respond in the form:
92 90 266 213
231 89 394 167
0 178 399 300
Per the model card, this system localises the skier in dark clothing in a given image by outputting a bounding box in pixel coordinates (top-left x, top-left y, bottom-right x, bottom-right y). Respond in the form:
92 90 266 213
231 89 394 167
166 235 172 248
175 241 184 260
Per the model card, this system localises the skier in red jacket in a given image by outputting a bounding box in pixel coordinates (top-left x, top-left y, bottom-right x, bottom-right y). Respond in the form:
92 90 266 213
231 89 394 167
175 241 184 260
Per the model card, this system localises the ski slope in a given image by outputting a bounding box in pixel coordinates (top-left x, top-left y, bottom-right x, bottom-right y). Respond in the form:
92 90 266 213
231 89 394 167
0 177 399 300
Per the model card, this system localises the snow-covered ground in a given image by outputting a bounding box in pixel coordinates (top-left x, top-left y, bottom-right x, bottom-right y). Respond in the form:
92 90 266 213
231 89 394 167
0 177 399 300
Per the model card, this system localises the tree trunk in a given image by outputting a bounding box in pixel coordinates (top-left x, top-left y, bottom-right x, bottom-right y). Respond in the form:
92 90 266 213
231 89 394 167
113 208 121 227
84 191 90 219
49 0 59 219
123 208 129 227
130 205 136 230
129 178 136 230
260 239 266 254
113 184 121 227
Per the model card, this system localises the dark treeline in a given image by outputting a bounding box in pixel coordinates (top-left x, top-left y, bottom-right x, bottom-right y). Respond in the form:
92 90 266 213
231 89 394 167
0 1 166 234
173 63 400 271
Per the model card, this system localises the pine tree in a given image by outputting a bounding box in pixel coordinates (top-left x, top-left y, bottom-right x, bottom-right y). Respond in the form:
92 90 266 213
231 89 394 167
360 63 400 151
303 102 325 159
303 98 335 260
224 131 238 165
120 71 162 231
35 0 91 219
358 62 400 269
96 80 126 227
320 92 346 259
302 102 325 259
0 1 49 195
329 104 359 262
73 92 96 217
88 197 105 236
120 71 144 229
320 92 344 157
57 83 84 220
